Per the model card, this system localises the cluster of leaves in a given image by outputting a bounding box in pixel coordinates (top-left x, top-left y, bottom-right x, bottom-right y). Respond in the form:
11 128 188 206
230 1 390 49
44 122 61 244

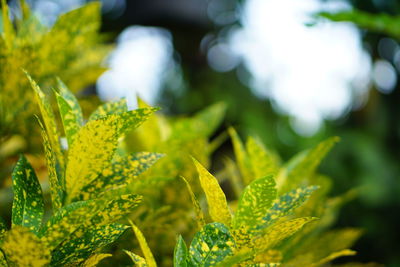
0 75 162 266
128 131 374 266
0 0 109 137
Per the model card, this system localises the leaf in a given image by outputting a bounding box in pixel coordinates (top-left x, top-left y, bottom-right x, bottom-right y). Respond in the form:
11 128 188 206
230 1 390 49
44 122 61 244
189 222 235 266
180 176 205 230
318 11 400 39
37 117 64 210
39 200 100 249
124 250 148 267
1 0 15 48
252 217 317 252
0 250 6 267
11 155 44 233
89 98 128 121
79 152 163 201
277 137 339 193
228 127 252 185
51 223 128 266
27 74 65 170
174 235 189 267
88 194 142 226
246 137 280 179
1 226 51 267
65 108 156 202
193 157 232 226
57 77 83 125
131 222 157 267
83 254 112 267
56 92 81 146
260 186 318 230
311 249 356 267
233 175 277 231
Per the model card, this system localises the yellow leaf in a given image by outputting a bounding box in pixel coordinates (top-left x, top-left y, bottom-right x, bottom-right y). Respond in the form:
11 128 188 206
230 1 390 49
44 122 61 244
83 253 112 267
130 222 157 267
192 157 232 227
180 176 206 230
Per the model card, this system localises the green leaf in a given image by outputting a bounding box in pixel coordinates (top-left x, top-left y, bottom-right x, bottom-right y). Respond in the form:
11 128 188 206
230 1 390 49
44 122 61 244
318 11 400 39
11 155 44 233
189 222 235 266
56 77 83 125
51 223 128 266
193 157 232 226
131 222 157 267
174 235 189 267
39 200 100 249
37 117 64 210
65 108 156 201
228 127 252 185
1 226 51 267
246 137 280 179
260 186 318 230
1 0 15 48
180 176 205 230
277 137 339 193
89 98 128 121
56 92 81 146
27 74 65 170
79 152 163 201
233 175 277 231
0 250 7 267
124 250 148 267
252 217 317 252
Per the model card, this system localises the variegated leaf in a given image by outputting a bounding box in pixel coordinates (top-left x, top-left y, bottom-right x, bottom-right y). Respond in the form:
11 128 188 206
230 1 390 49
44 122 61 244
189 222 235 266
233 175 277 231
37 118 64 210
174 235 189 267
193 158 232 226
78 152 163 201
89 98 128 121
56 92 81 146
180 176 205 230
260 186 318 230
124 250 148 267
246 137 280 179
228 127 252 185
66 108 156 201
56 77 83 125
11 155 44 233
1 226 51 267
51 224 128 266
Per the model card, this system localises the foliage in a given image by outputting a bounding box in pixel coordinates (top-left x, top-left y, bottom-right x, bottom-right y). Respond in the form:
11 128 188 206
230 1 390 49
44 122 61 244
0 0 109 138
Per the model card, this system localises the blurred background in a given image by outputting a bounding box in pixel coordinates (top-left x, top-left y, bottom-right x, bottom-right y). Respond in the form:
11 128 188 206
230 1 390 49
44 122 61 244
9 0 400 265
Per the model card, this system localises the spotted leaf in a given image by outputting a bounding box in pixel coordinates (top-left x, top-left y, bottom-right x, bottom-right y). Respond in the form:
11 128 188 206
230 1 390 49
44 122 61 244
246 137 280 179
79 152 163 201
174 235 189 267
180 176 205 229
11 155 44 233
189 222 235 267
89 98 128 121
233 175 277 231
228 127 252 185
56 92 81 146
65 108 156 202
57 77 83 125
124 250 148 267
193 158 232 226
37 118 64 210
260 186 318 230
51 223 128 266
1 226 51 267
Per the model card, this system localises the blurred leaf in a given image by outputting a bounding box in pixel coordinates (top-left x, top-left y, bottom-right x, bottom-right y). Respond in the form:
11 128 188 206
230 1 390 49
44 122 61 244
83 253 112 267
124 250 148 267
180 176 205 229
1 226 51 267
131 222 157 267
